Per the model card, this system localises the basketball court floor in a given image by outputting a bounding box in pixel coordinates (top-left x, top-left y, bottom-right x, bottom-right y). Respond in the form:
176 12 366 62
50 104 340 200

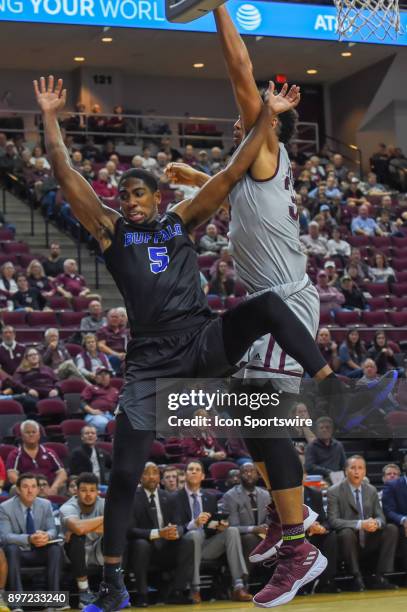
66 589 407 611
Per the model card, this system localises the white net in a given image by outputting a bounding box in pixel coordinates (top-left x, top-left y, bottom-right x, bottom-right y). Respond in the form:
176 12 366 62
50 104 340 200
334 0 404 40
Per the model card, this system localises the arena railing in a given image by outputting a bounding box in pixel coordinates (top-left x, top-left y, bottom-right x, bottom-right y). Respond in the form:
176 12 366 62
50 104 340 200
324 134 363 177
0 109 320 155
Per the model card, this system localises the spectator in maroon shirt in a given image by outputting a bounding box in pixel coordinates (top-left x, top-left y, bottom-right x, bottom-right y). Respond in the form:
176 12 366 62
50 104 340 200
97 308 129 374
0 455 5 492
181 409 227 468
55 258 100 301
6 419 67 492
92 168 118 200
13 347 59 400
81 367 119 433
0 325 25 375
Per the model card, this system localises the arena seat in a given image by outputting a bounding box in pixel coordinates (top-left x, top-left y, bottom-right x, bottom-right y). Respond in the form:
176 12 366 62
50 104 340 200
58 378 87 394
198 254 217 269
0 443 17 462
335 311 360 326
47 494 68 506
43 442 69 463
209 461 239 481
348 236 370 247
388 311 407 326
150 440 168 462
392 236 407 248
18 253 37 268
391 258 407 271
59 311 86 327
371 236 391 248
26 311 58 327
65 343 83 358
46 295 71 310
388 296 407 310
72 296 94 311
395 271 407 283
364 283 389 297
0 229 15 240
0 254 18 266
366 297 388 310
37 398 67 420
319 311 333 325
2 311 27 326
361 311 388 326
96 441 113 455
61 419 85 437
392 282 407 297
16 329 43 343
3 241 30 254
0 399 24 414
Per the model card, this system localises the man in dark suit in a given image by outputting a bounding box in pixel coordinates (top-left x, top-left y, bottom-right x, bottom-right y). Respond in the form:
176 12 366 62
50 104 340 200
127 463 194 607
0 472 62 603
382 455 407 577
222 462 270 570
68 425 111 485
303 486 338 593
174 460 251 604
327 454 399 591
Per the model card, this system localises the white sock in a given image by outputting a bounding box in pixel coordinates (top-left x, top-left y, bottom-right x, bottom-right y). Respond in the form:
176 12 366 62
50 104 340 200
234 579 244 590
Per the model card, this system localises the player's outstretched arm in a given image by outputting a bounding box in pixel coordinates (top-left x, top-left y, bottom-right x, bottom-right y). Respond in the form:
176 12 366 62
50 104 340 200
34 76 118 250
175 86 273 231
165 163 210 188
214 4 261 132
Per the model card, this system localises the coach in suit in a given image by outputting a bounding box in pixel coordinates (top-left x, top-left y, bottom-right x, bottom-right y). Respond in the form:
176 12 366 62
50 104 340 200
382 461 407 573
68 424 111 485
222 462 270 570
127 463 194 607
327 455 398 590
174 460 251 603
0 472 62 593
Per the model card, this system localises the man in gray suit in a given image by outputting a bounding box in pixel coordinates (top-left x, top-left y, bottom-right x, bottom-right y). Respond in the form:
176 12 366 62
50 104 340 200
327 455 398 591
222 463 270 570
0 472 63 605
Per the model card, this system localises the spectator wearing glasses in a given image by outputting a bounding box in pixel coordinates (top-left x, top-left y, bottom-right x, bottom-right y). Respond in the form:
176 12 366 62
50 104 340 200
13 348 59 399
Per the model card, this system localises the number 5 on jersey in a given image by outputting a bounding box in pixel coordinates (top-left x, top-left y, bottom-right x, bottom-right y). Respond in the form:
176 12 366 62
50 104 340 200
148 247 169 274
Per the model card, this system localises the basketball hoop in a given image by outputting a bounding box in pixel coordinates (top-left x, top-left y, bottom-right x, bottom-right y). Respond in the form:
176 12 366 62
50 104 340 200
166 0 227 23
334 0 404 40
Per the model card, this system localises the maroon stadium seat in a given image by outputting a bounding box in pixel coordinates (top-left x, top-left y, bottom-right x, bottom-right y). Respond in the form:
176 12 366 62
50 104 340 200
319 311 334 325
0 400 24 415
392 282 407 297
366 297 388 310
386 329 406 344
43 442 69 462
388 296 407 310
371 236 391 248
335 311 361 326
46 296 71 310
16 329 43 343
207 295 224 311
392 247 407 259
150 440 167 461
361 311 388 326
198 254 217 269
0 443 17 462
364 283 389 297
391 258 407 272
37 399 67 419
61 419 85 437
65 343 83 358
18 253 37 268
3 241 30 254
58 379 88 395
26 311 58 327
59 311 86 327
392 236 407 249
2 311 27 326
348 236 370 247
47 494 68 506
96 441 113 455
209 461 239 481
357 329 375 344
72 296 94 311
395 271 407 283
388 311 407 327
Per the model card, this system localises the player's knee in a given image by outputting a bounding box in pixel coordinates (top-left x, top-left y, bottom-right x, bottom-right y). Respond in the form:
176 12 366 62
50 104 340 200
225 526 239 539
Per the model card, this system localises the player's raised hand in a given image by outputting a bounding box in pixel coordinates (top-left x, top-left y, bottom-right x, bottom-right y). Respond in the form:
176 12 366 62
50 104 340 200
165 162 199 185
266 81 301 115
33 75 67 114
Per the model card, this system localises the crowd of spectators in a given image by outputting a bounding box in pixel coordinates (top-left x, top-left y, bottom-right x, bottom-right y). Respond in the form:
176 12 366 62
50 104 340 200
1 127 407 608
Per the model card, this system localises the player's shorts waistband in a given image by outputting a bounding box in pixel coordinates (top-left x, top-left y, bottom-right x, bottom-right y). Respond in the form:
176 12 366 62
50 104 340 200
248 275 311 301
